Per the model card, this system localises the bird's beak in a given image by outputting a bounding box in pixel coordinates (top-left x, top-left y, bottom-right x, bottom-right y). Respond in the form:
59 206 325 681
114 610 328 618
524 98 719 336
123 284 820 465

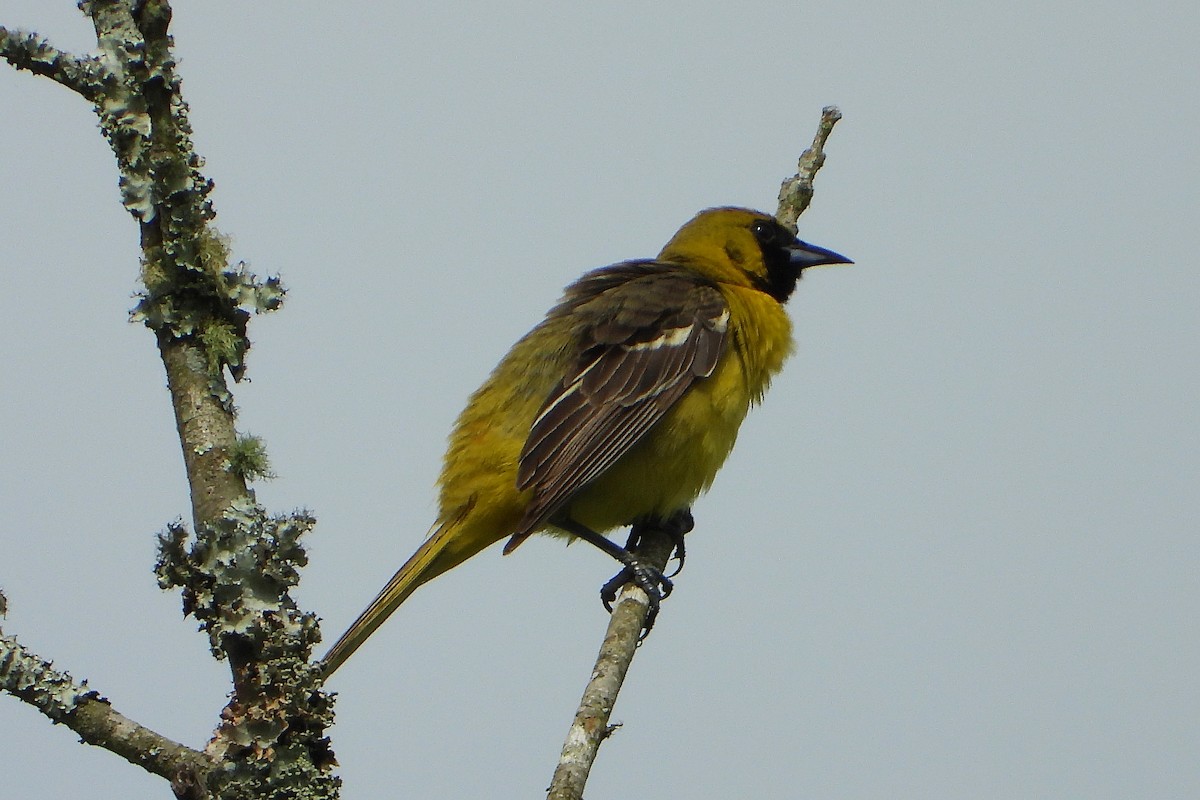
788 239 853 269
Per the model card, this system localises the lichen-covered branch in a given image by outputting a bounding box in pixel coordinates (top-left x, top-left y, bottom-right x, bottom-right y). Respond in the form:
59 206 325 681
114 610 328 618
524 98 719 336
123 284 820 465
3 3 333 797
155 507 338 795
547 107 844 800
0 26 107 99
776 105 843 233
0 625 213 783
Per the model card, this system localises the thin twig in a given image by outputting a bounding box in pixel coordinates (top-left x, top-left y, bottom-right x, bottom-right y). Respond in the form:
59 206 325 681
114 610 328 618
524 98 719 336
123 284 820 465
777 105 843 233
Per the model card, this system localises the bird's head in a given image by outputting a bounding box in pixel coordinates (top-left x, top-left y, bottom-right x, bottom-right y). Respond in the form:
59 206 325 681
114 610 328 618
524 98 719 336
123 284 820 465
658 207 851 303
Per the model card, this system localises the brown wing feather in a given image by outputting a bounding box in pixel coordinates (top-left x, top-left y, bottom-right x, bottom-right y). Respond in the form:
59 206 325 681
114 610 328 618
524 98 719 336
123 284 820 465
507 264 729 549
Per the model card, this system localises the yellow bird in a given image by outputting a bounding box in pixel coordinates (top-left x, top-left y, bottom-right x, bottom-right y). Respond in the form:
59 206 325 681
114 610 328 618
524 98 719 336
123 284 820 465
320 207 849 675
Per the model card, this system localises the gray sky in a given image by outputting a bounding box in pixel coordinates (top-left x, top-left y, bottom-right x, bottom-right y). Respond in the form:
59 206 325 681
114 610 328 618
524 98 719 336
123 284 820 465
2 2 1197 798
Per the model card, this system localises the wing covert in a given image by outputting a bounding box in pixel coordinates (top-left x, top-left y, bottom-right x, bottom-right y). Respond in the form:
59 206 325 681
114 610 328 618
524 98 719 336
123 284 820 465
508 267 728 546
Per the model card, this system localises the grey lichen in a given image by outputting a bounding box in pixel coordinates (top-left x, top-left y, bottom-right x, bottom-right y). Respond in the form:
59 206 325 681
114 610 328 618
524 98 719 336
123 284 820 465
132 229 286 383
155 501 318 657
0 631 94 718
155 502 338 797
0 27 107 100
9 5 288 386
6 5 335 796
80 2 286 383
1 623 213 783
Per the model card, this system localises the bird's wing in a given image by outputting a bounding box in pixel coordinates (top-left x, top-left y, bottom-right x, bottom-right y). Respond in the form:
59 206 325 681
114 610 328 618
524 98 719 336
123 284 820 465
507 266 728 549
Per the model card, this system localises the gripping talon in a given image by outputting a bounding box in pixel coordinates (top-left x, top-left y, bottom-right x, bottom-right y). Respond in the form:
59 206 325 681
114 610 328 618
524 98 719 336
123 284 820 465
666 540 686 578
599 560 673 638
600 569 626 612
662 509 692 577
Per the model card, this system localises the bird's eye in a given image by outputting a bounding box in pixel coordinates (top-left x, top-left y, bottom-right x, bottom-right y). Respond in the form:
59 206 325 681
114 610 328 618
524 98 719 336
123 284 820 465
751 220 777 245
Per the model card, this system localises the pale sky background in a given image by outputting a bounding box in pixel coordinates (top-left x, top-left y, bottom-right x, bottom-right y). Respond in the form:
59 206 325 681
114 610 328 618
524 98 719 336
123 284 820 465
2 2 1197 798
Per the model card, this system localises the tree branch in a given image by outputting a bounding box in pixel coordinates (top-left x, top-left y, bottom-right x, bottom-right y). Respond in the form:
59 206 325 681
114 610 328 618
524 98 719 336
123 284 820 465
3 4 333 797
547 523 678 800
777 105 843 233
0 27 107 100
547 107 844 800
0 623 213 783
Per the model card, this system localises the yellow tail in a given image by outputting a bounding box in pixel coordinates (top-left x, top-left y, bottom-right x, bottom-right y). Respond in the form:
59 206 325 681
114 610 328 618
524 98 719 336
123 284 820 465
319 519 462 677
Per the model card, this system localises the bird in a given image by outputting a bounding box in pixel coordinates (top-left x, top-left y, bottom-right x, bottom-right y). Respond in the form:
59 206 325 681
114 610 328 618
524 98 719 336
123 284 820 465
319 207 850 676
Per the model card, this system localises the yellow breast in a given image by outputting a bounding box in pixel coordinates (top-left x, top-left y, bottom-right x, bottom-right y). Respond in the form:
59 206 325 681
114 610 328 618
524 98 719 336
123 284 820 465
564 285 792 531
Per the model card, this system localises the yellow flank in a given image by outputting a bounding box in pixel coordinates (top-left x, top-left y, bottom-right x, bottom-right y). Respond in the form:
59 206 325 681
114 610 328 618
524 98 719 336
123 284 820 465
429 316 576 564
319 207 848 676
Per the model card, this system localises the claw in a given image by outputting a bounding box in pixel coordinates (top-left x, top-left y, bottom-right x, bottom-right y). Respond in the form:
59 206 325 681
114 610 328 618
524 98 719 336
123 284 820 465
663 509 693 577
600 571 622 613
629 509 692 579
665 538 686 578
599 560 674 638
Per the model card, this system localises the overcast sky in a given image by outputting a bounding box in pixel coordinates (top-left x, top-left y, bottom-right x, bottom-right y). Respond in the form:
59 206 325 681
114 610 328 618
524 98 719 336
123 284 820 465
2 2 1197 798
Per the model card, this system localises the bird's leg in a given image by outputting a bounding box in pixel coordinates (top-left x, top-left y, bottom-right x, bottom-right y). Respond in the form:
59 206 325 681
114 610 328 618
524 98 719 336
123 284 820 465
627 508 693 578
557 509 693 637
556 517 673 608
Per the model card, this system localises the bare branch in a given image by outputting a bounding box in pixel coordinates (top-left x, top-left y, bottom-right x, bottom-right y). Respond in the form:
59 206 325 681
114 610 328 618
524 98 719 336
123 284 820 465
777 105 843 232
547 523 678 800
0 624 213 783
0 26 107 100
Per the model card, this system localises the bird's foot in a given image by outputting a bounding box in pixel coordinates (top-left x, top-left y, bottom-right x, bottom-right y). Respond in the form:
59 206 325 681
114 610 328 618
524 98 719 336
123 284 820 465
554 510 695 638
600 560 673 636
601 509 694 637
